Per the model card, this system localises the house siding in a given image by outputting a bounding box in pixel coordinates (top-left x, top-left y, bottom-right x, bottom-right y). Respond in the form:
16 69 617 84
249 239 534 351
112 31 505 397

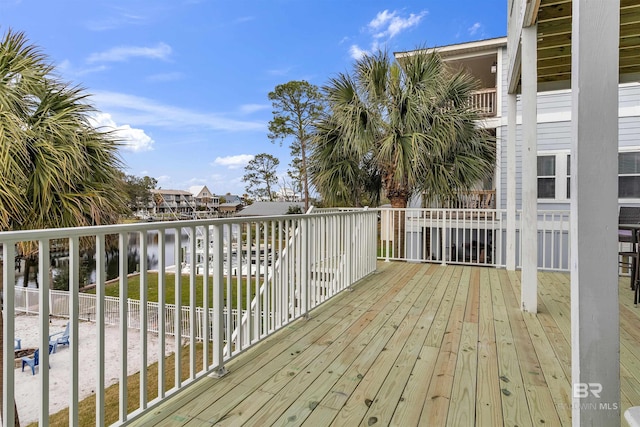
493 39 640 211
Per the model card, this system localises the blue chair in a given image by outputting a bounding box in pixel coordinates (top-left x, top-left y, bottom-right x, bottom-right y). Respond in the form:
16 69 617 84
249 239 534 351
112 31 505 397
14 338 21 350
49 322 70 353
21 349 39 375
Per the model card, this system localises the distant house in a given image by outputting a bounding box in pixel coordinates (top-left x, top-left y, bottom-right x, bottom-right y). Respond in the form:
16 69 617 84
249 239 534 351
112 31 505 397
189 185 219 211
218 202 243 217
274 188 302 202
237 201 305 217
217 194 243 205
149 189 195 216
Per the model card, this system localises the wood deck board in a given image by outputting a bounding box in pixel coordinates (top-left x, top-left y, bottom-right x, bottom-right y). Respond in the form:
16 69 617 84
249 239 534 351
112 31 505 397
419 266 470 426
188 263 426 425
241 264 433 426
488 268 533 427
500 270 562 427
475 268 504 427
130 262 640 427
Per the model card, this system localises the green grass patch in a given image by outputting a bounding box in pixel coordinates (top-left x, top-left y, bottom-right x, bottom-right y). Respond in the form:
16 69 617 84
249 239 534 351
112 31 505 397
89 272 257 310
32 343 208 427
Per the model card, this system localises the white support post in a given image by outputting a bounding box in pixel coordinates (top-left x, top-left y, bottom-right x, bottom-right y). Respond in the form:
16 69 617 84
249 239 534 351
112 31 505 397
506 92 518 271
570 0 620 424
520 24 538 313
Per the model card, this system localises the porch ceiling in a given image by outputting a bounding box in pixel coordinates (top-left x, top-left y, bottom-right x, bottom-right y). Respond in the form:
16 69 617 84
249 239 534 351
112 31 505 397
525 0 640 87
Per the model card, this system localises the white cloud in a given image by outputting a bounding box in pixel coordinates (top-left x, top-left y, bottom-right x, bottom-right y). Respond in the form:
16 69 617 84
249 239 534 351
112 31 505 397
57 59 108 76
85 13 147 31
156 175 172 186
214 154 254 169
91 91 265 132
267 67 293 76
89 112 154 152
147 72 184 82
239 104 270 114
349 44 368 60
468 22 482 35
87 43 172 63
368 9 426 39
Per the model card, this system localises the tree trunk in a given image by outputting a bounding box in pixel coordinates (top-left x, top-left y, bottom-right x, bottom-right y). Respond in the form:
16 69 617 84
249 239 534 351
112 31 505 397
389 196 408 259
300 141 309 211
0 260 21 426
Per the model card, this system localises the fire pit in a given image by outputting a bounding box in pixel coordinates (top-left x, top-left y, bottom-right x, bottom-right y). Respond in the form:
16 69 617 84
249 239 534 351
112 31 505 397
14 348 36 369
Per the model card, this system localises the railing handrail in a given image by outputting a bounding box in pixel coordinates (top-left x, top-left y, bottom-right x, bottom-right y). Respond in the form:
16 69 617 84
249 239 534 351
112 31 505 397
376 206 571 272
1 209 378 426
471 87 497 94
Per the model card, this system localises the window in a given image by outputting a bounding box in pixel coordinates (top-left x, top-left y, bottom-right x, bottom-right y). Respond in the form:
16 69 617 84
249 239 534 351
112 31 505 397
537 150 640 200
537 155 556 199
619 151 640 198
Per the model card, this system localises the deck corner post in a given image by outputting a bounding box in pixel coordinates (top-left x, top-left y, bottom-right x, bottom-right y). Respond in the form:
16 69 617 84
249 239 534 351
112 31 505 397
520 23 538 313
570 0 621 425
506 92 518 271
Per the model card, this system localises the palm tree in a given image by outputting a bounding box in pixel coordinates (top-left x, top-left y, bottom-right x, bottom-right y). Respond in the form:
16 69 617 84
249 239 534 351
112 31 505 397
311 49 495 209
310 49 495 256
0 29 127 425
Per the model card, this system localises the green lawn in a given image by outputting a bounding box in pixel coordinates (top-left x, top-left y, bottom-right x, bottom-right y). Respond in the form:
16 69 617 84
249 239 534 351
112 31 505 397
90 272 257 310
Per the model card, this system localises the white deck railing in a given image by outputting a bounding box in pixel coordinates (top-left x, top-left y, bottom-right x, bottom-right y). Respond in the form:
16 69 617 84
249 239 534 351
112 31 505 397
469 88 497 116
378 207 571 271
1 209 377 426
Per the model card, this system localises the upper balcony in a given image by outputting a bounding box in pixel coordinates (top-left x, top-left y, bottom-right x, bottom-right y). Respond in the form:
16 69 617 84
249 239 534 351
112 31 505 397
470 88 497 117
396 37 505 122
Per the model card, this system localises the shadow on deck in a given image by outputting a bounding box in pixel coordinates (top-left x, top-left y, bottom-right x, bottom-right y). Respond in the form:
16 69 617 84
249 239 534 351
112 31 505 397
130 261 640 426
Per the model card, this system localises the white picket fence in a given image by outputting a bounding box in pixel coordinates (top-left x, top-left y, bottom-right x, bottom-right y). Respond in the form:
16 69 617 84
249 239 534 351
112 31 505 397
14 287 242 341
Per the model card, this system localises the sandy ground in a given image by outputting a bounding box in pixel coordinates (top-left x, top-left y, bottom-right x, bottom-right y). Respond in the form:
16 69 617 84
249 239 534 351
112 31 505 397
13 314 175 425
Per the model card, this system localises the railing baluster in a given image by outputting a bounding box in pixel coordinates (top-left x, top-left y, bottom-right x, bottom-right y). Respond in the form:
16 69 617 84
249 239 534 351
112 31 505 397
173 227 182 388
2 242 16 427
188 226 196 379
94 234 106 426
157 230 166 399
117 232 127 423
38 239 50 426
139 230 148 409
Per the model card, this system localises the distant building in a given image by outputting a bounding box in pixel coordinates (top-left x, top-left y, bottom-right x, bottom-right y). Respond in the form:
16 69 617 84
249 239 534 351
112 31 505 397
218 202 243 217
238 201 305 217
217 194 243 205
274 188 302 202
189 185 219 211
149 189 195 216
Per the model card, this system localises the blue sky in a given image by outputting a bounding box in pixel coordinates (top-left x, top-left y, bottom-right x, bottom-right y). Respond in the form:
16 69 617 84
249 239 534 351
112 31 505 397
1 0 506 196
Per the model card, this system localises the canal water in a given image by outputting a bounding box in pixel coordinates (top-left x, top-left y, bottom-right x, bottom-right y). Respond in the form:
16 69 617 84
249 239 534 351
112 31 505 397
17 229 187 288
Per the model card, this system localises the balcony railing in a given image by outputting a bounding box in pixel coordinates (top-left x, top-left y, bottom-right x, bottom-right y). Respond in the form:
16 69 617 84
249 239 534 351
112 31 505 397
1 210 377 426
469 88 497 117
426 189 496 209
378 207 571 271
0 206 577 425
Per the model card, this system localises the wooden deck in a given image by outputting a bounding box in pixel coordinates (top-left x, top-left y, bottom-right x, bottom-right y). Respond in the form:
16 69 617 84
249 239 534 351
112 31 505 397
130 262 640 426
